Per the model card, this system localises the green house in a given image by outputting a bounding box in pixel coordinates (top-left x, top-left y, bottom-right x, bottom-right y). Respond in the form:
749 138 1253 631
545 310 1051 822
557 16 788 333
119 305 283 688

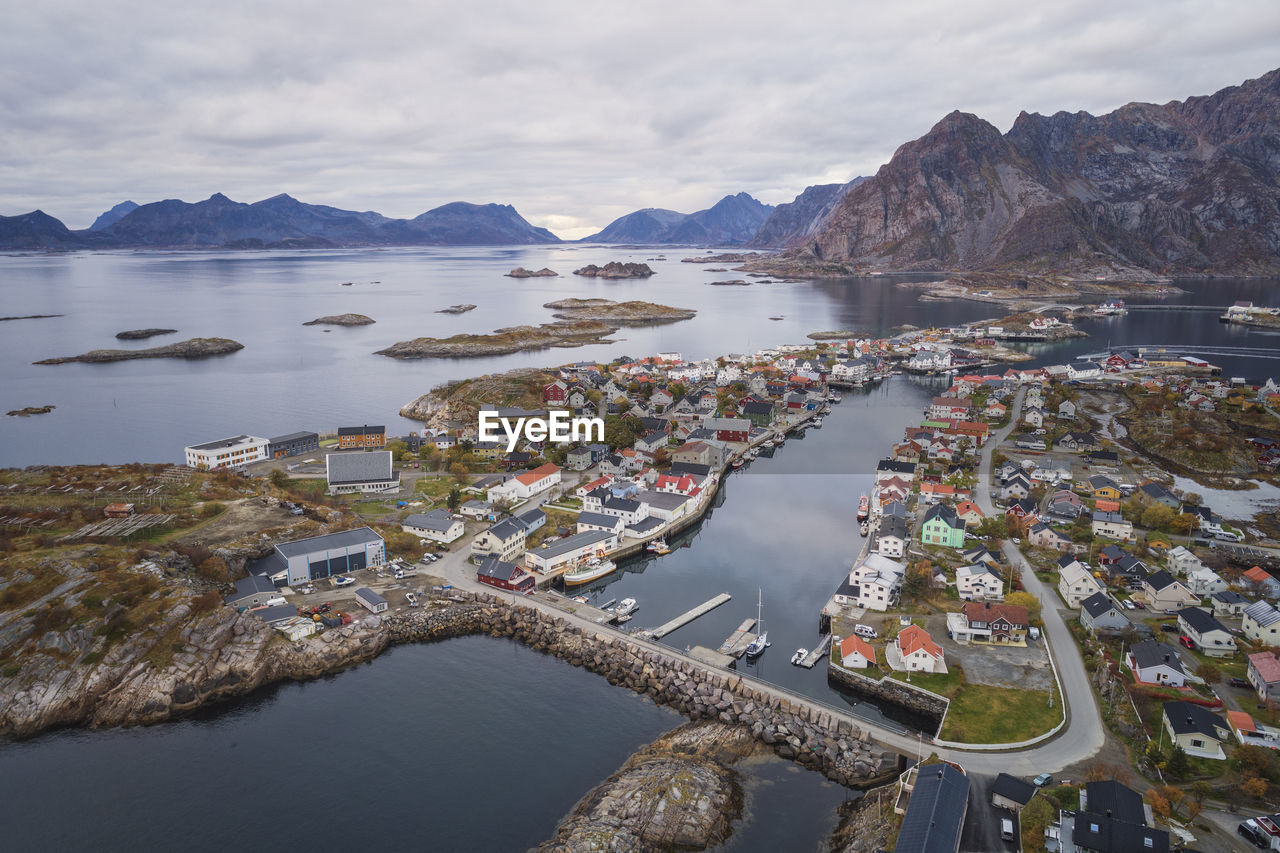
920 503 966 548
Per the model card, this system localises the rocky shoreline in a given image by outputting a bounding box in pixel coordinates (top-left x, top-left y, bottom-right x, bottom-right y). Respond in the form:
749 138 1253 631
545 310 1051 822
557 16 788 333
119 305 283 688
543 298 696 324
2 591 900 792
33 337 244 365
434 304 476 314
302 313 375 326
506 267 558 278
373 321 618 359
115 328 178 339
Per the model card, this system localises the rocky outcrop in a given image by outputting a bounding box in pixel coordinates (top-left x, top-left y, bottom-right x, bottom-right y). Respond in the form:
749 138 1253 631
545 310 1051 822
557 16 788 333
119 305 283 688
826 786 896 853
34 337 244 365
538 722 756 852
506 267 559 278
434 304 477 314
748 179 866 248
807 330 857 340
115 328 178 340
543 298 696 324
707 279 751 286
302 314 375 326
374 321 618 358
799 68 1280 275
0 314 63 322
573 262 655 279
6 405 55 417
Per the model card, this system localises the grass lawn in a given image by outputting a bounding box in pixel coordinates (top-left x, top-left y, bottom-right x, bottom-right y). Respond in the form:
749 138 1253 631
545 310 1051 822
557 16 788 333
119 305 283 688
933 670 1064 743
414 477 455 501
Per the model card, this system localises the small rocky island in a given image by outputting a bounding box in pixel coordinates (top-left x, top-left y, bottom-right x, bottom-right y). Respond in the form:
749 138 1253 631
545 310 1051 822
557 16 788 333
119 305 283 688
302 314 375 326
374 321 618 359
435 304 477 314
543 298 696 324
538 721 755 852
1 313 64 322
808 330 858 340
573 261 655 279
707 279 750 286
115 328 178 340
6 405 55 417
506 267 558 278
35 338 244 365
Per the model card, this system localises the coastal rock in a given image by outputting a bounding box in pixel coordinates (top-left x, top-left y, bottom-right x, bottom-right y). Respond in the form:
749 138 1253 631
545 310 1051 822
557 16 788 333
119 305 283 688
572 262 655 279
114 328 178 340
6 405 55 417
434 304 477 314
374 321 617 359
542 298 696 324
707 279 750 286
34 337 244 366
538 722 756 852
807 330 857 340
302 314 375 326
505 267 558 278
827 787 895 853
0 314 64 322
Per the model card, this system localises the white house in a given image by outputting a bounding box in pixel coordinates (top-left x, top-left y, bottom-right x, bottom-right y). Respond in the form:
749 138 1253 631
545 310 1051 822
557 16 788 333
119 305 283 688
402 509 464 544
1186 567 1227 597
1140 570 1200 613
839 554 906 612
1166 545 1204 577
1126 640 1187 686
487 463 562 502
1091 511 1133 542
1178 607 1237 658
956 564 1004 601
1058 561 1104 609
894 625 946 673
837 634 875 670
876 515 908 559
1243 600 1280 645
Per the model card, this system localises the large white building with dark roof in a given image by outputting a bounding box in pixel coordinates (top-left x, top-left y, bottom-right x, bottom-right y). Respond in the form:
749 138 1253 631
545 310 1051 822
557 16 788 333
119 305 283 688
326 451 400 495
184 434 270 470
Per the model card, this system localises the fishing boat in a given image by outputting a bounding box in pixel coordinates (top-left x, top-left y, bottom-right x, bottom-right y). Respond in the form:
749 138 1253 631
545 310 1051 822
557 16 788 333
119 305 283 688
646 537 670 554
859 521 869 537
571 594 589 604
811 417 823 428
744 589 770 659
613 598 639 617
563 556 617 587
731 457 747 469
828 390 842 403
791 648 808 666
856 494 870 523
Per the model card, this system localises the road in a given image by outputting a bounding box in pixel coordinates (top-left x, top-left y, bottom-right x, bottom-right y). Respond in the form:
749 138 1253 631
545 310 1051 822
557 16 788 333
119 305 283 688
960 773 1019 853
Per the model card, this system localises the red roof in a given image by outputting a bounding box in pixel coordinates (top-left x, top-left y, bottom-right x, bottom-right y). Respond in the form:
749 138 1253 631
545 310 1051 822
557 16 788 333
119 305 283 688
897 625 943 659
514 462 560 486
1246 566 1273 584
840 634 875 663
962 601 1028 628
1228 710 1258 734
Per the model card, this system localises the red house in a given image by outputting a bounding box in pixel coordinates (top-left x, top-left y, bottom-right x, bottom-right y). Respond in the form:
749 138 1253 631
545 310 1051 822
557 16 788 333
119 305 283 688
707 417 750 442
476 557 535 594
543 380 568 403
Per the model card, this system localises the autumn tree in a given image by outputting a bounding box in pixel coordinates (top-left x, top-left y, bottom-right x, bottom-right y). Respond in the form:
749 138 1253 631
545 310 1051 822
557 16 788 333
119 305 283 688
269 469 289 489
1241 775 1268 800
1140 503 1176 532
1005 591 1042 625
1195 663 1221 684
1146 788 1171 820
902 560 936 602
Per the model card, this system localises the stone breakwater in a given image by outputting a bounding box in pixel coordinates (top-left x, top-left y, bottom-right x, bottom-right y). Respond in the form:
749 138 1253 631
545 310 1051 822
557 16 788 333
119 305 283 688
3 592 901 788
827 662 948 736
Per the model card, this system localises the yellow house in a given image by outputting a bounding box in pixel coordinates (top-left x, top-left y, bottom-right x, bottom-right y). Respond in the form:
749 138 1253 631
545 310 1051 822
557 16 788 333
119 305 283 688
472 441 503 460
1088 474 1121 501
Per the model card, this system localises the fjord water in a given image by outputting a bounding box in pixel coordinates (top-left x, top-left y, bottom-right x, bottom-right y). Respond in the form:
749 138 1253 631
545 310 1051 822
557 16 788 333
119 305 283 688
0 637 851 852
1 245 1275 468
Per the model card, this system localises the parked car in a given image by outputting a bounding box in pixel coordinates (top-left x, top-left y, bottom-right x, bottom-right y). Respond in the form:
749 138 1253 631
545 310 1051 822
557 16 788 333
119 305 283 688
1239 819 1270 848
1159 623 1178 633
1231 676 1251 689
854 624 878 639
1192 538 1210 547
1179 635 1196 649
1121 599 1136 610
1033 773 1052 787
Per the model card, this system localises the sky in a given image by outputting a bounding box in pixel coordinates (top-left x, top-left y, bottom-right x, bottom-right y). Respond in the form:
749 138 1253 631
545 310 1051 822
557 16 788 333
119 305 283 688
3 1 1279 238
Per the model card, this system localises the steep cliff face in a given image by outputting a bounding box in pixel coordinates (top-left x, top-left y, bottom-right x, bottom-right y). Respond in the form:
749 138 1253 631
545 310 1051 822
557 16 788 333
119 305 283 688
806 67 1280 273
585 193 773 245
747 178 865 247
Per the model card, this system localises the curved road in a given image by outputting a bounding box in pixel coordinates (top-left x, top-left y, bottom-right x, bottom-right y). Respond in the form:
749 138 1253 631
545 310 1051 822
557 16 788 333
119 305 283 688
435 386 1105 776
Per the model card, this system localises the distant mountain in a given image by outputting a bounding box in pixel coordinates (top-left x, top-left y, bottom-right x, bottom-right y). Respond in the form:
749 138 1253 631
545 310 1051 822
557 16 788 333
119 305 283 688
0 194 561 250
800 67 1280 274
747 178 866 248
88 201 139 231
584 192 774 245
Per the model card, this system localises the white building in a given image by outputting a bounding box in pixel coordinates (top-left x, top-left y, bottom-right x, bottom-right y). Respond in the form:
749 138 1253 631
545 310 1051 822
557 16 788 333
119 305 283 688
1058 561 1104 609
487 463 562 502
842 554 906 611
524 529 618 573
956 564 1004 601
184 434 270 470
326 451 400 495
402 509 465 544
273 527 386 586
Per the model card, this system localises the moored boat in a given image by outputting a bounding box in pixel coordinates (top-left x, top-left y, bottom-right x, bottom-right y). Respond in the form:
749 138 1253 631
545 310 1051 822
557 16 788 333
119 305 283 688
744 589 769 659
613 597 639 617
791 648 808 666
732 458 746 469
856 494 870 523
646 537 670 554
563 556 617 587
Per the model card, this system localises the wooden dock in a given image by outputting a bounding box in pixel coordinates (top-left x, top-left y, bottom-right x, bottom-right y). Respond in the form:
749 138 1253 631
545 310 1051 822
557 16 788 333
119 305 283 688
688 645 737 669
797 634 833 669
649 593 733 639
717 618 759 658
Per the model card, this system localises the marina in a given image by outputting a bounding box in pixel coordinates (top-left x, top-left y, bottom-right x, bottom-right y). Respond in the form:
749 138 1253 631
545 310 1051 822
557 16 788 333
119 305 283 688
716 617 760 658
646 592 733 639
793 634 833 669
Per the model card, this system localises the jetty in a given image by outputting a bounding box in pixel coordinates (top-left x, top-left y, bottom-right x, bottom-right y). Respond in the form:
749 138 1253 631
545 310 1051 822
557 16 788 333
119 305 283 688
796 634 834 669
716 618 760 658
648 592 732 639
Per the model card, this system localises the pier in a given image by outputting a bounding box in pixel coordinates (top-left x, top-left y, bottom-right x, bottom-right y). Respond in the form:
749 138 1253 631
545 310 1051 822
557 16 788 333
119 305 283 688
716 618 760 658
796 634 833 668
648 592 732 639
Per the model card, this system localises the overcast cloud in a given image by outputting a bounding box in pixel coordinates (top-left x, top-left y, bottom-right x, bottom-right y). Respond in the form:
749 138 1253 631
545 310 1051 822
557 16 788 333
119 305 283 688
2 0 1278 236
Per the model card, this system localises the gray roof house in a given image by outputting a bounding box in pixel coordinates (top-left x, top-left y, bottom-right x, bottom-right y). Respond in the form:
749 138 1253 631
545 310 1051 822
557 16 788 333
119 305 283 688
225 574 279 608
1079 592 1130 634
326 451 400 495
893 763 969 853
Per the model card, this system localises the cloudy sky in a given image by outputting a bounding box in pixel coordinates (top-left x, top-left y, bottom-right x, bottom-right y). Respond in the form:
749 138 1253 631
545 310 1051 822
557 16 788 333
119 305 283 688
3 1 1278 237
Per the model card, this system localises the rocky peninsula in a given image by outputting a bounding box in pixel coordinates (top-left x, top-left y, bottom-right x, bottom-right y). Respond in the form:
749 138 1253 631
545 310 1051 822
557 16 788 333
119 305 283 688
6 405 55 417
543 298 696 324
538 722 756 852
115 328 178 339
398 368 557 426
0 313 63 322
808 330 858 340
573 262 655 279
506 267 558 278
374 321 617 359
34 337 244 365
435 304 477 314
302 313 375 326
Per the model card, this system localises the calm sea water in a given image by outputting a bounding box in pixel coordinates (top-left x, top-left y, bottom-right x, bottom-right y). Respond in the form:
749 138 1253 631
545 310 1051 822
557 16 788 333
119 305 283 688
3 246 1273 468
1 248 1275 848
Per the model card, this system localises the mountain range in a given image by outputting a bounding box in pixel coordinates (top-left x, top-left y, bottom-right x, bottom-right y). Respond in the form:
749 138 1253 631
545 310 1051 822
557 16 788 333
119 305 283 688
4 67 1279 273
583 192 774 245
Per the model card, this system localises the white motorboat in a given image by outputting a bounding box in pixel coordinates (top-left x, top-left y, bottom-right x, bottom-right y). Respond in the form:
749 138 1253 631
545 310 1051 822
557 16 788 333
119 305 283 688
613 598 639 617
791 648 808 665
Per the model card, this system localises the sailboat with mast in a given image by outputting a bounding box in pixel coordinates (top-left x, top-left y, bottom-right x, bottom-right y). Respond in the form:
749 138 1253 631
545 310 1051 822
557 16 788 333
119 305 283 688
744 588 770 659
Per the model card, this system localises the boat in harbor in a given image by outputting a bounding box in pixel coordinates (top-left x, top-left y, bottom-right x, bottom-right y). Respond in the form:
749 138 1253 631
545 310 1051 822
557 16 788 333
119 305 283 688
791 648 808 666
1094 299 1128 315
732 457 746 469
572 594 589 604
613 598 638 617
563 556 617 587
857 494 870 523
744 589 770 659
828 390 842 403
646 537 670 554
811 417 823 428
